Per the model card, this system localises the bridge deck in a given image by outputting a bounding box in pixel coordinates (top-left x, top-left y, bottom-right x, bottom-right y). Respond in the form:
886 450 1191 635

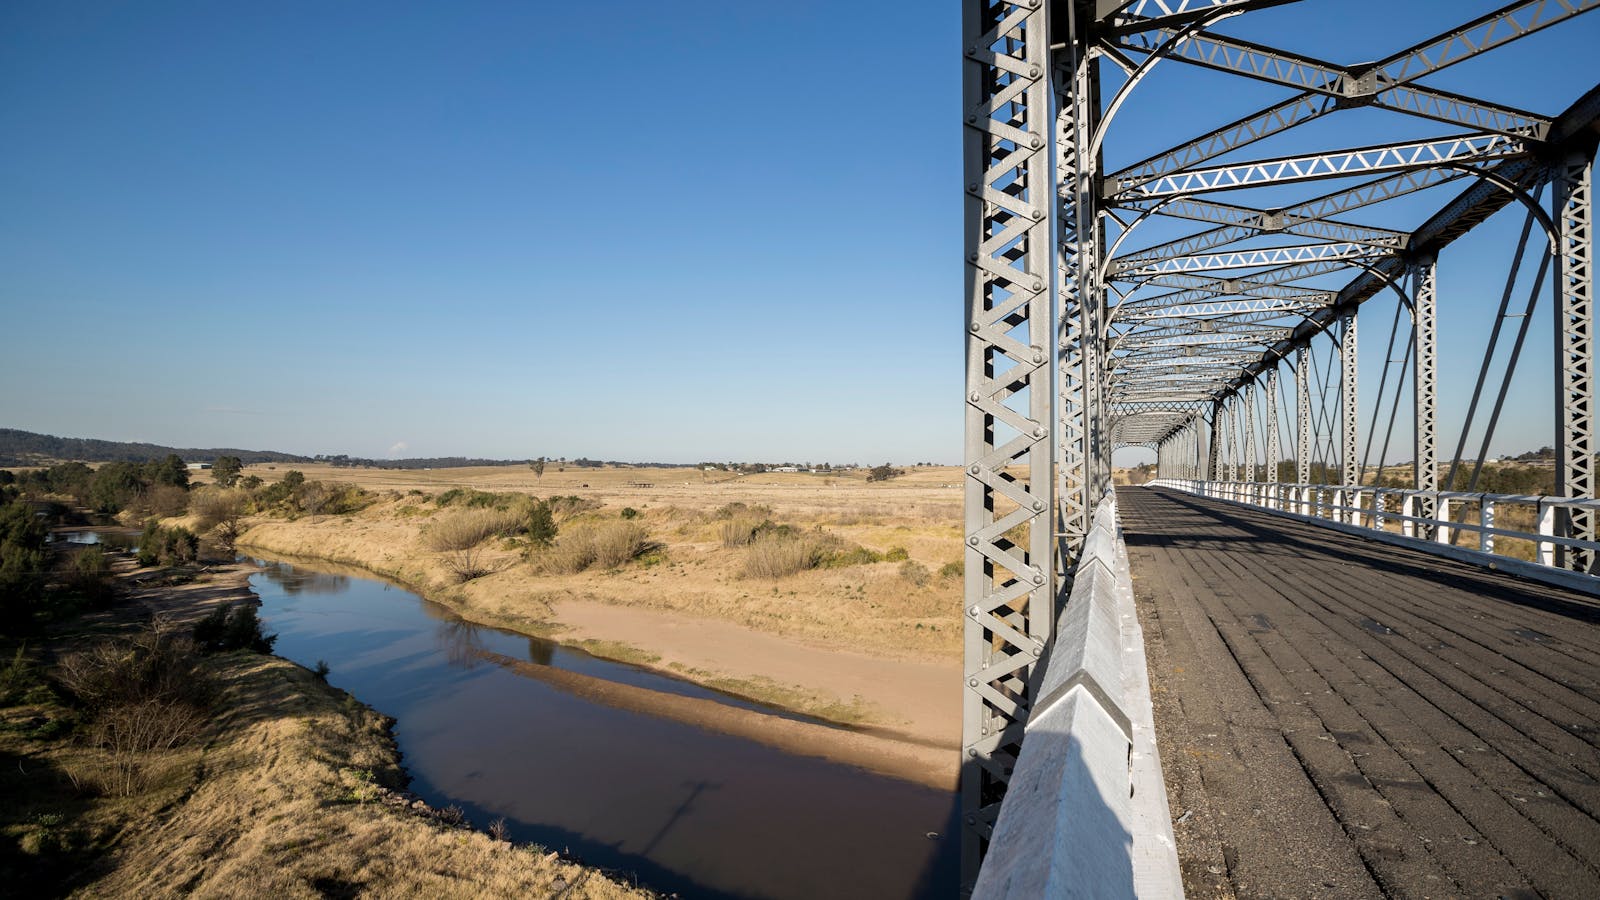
1121 486 1600 900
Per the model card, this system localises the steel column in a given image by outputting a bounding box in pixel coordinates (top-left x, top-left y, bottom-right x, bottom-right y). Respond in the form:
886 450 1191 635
1265 368 1281 500
1413 256 1439 534
1554 149 1596 572
1243 381 1257 483
960 1 1055 888
1341 312 1359 491
1297 346 1312 486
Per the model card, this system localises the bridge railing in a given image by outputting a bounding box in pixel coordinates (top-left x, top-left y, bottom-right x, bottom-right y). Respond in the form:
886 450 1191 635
973 491 1182 899
1148 478 1600 585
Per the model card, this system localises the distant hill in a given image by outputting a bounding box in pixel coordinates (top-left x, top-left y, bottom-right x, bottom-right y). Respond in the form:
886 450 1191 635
0 428 311 466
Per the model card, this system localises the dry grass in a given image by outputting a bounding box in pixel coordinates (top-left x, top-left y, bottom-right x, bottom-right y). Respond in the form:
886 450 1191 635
742 530 839 579
422 508 523 581
0 601 650 898
537 521 651 574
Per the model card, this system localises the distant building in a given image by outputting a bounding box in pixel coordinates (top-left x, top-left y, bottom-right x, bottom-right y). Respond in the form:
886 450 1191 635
774 466 799 473
186 462 212 470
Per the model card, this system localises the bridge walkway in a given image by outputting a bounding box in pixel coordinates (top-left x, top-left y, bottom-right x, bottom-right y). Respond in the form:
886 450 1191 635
1120 486 1600 900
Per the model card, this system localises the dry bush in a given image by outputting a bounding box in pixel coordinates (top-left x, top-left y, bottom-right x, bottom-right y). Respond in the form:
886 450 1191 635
719 516 766 548
743 531 843 579
55 618 215 796
190 487 250 552
423 508 522 552
423 508 522 581
899 560 930 587
139 483 192 518
545 495 601 522
537 522 650 574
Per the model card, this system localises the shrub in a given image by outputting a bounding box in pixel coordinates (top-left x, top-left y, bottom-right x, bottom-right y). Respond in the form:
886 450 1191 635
819 545 884 568
0 499 48 627
938 560 964 580
884 546 910 562
742 531 842 579
899 560 930 587
714 502 772 520
423 508 522 581
620 507 639 520
56 618 215 794
65 546 116 605
546 495 600 521
537 522 650 574
136 523 199 567
435 488 505 509
190 487 250 552
192 603 277 654
867 463 904 483
719 516 766 548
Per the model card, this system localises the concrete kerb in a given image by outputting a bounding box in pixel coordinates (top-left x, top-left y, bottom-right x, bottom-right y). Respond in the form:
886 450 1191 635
973 492 1184 899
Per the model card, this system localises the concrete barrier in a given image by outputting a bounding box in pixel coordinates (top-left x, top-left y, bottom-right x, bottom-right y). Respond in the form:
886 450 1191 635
974 491 1183 899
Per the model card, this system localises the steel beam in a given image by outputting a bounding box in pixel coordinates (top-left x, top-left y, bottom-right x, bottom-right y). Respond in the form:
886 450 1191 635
1296 346 1311 485
1341 312 1359 489
1554 150 1596 572
961 1 1055 889
1413 257 1438 532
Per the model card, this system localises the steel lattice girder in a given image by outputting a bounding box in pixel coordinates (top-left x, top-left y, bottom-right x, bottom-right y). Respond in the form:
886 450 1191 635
965 0 1598 885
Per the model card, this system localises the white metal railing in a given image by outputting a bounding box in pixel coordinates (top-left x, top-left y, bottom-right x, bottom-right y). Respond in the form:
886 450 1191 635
1148 478 1600 572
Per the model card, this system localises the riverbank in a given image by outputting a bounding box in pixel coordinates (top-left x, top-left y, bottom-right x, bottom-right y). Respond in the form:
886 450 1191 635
236 486 963 755
0 561 651 899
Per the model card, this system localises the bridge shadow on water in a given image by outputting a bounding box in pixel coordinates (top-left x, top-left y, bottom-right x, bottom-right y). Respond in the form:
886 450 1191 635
1127 487 1600 625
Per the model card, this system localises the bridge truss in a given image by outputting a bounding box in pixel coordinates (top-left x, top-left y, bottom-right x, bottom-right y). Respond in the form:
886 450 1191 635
961 0 1599 889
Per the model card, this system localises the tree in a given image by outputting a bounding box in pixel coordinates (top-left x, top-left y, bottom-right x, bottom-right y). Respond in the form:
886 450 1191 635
239 474 263 491
212 456 243 487
296 481 333 521
867 463 904 483
148 454 191 489
191 488 249 553
530 457 546 479
280 470 305 491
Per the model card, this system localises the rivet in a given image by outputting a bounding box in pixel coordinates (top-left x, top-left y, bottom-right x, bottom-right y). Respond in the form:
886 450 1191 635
1028 66 1041 78
1033 499 1046 511
966 114 978 123
967 749 979 758
966 814 978 825
970 321 982 332
969 391 982 402
970 464 982 475
1032 645 1042 656
1030 136 1043 149
1033 350 1046 364
1033 426 1047 437
967 184 978 193
1032 280 1044 290
969 605 981 616
968 677 979 687
981 725 989 735
1033 574 1046 584
968 536 980 546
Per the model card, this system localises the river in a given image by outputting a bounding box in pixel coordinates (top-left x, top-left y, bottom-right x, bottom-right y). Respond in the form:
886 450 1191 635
248 555 959 900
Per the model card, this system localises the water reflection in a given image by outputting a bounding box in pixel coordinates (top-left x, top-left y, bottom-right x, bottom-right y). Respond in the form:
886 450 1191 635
253 559 350 596
250 555 958 900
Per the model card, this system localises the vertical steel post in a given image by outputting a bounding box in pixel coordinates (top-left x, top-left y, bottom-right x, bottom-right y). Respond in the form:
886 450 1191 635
1341 313 1359 493
1554 150 1596 572
1243 382 1257 484
1265 368 1281 505
1413 257 1439 536
1211 402 1224 481
1296 347 1312 487
960 1 1054 888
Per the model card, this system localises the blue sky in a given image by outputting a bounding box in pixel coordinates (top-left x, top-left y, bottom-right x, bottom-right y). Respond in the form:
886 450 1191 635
0 2 1594 465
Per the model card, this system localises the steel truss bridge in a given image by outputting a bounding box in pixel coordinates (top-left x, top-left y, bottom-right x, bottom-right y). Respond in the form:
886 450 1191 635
961 1 1600 894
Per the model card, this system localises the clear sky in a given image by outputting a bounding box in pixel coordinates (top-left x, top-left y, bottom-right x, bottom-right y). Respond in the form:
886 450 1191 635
0 2 1594 466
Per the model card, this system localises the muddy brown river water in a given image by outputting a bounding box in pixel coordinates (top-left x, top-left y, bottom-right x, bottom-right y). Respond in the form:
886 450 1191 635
249 556 958 900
